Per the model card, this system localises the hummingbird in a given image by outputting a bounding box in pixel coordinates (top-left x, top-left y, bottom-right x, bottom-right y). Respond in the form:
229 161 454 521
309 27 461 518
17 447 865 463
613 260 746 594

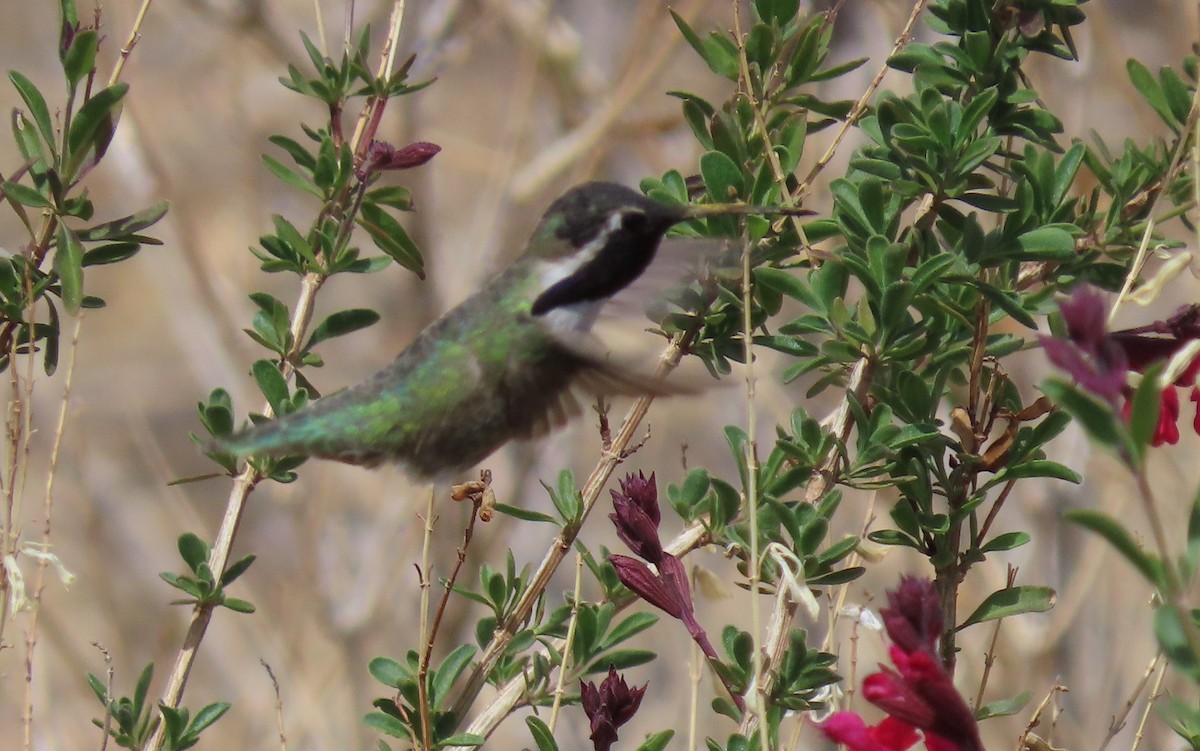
216 181 792 478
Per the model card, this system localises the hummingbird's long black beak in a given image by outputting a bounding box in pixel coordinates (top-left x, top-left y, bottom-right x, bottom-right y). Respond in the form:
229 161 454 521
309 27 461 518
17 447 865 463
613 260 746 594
681 203 814 220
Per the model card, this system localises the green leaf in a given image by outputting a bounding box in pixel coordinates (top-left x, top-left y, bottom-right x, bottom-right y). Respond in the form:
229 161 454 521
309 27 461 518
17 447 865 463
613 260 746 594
1040 380 1125 453
187 702 230 735
9 72 55 151
363 711 410 739
305 308 380 350
1127 365 1164 464
755 267 815 307
83 242 141 267
1127 59 1176 127
493 503 557 524
368 657 409 689
976 691 1032 720
994 460 1081 484
1156 606 1200 680
220 554 256 586
77 201 169 241
601 612 659 650
526 716 559 751
440 733 486 747
252 360 289 415
959 585 1056 628
358 203 425 278
177 533 210 572
54 225 85 313
66 83 127 175
62 29 99 89
978 531 1030 554
1013 227 1076 261
700 150 745 201
262 154 321 198
3 181 51 208
224 597 257 613
432 645 476 705
1066 509 1162 585
585 648 656 672
367 185 414 211
636 730 676 751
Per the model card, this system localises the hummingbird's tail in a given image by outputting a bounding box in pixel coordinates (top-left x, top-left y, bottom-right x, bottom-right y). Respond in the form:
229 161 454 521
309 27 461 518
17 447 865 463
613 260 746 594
208 405 389 468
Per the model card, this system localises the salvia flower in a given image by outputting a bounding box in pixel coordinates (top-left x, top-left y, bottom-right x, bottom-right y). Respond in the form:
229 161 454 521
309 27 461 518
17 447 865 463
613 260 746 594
1042 288 1200 446
820 577 983 751
606 472 737 708
580 666 647 751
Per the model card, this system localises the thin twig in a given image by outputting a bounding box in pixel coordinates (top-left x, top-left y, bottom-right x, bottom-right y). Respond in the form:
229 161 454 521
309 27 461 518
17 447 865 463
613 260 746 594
449 328 697 722
416 487 436 751
22 316 82 751
1134 467 1200 663
146 3 409 746
795 0 928 199
548 554 584 731
730 4 768 745
445 498 713 749
261 660 289 751
109 0 156 86
1128 656 1167 751
1109 78 1200 323
973 566 1017 711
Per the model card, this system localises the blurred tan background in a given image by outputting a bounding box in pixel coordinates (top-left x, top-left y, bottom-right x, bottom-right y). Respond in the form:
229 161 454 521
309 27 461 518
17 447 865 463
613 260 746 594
1 0 1199 749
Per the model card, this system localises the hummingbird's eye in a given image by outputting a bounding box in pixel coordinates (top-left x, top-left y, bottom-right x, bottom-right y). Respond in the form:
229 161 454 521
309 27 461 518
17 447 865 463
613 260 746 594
621 211 648 232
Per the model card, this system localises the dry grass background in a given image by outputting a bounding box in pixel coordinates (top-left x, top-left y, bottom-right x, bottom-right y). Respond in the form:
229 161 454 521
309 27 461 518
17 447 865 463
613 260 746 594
1 0 1199 749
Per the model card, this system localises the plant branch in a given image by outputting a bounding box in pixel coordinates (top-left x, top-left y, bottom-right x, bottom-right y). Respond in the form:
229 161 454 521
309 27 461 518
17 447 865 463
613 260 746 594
146 4 409 747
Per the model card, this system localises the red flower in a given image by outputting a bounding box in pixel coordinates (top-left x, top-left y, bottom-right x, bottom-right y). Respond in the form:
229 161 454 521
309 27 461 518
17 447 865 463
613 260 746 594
820 578 983 751
821 712 920 751
1121 384 1182 446
1044 289 1200 446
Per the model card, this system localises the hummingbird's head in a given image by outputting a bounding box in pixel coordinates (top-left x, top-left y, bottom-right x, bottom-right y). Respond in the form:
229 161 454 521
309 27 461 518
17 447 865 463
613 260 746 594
528 182 692 317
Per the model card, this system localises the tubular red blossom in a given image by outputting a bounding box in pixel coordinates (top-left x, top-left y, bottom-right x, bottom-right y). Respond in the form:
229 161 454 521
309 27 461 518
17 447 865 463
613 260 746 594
1121 385 1182 446
1045 291 1200 444
863 668 935 727
824 578 984 751
820 712 920 751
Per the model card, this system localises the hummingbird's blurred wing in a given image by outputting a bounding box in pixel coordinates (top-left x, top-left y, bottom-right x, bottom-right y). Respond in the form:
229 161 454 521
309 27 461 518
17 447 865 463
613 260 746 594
529 237 725 428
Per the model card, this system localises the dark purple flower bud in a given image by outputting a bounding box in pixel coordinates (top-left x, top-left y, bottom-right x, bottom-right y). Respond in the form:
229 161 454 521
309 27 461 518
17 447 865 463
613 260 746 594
360 140 440 177
610 473 663 563
617 471 660 526
580 666 647 751
880 576 942 655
